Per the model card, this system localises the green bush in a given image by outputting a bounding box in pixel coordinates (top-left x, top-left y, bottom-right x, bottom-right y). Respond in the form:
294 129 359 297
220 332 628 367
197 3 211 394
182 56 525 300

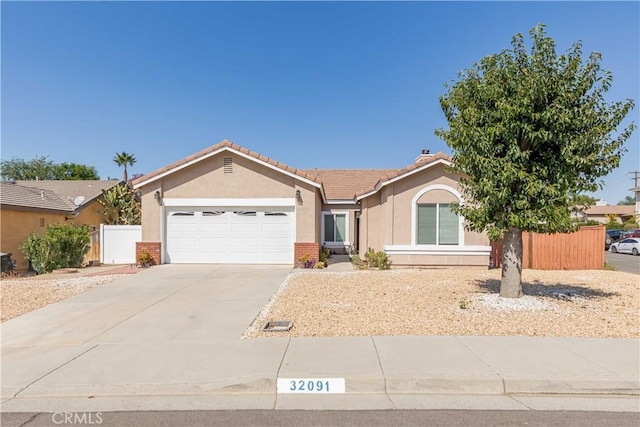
364 247 391 270
622 215 639 231
351 254 362 266
605 221 624 230
319 246 331 264
21 223 90 273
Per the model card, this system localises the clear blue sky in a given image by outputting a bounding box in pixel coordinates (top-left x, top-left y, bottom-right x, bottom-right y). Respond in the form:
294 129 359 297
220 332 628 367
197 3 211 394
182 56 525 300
2 1 638 204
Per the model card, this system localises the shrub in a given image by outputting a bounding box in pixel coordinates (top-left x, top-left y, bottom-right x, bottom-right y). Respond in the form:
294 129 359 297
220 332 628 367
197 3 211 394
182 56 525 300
297 254 315 268
364 247 391 270
22 223 90 274
312 262 325 269
137 251 154 266
606 221 624 230
622 215 639 231
351 254 362 267
319 246 331 264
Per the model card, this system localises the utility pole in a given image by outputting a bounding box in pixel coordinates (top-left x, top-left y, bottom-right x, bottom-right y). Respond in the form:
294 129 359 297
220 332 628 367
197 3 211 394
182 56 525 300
628 171 639 189
629 171 640 217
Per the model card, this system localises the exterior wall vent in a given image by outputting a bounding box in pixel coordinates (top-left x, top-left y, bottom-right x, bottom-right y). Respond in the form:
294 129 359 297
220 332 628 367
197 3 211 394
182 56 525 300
223 158 233 174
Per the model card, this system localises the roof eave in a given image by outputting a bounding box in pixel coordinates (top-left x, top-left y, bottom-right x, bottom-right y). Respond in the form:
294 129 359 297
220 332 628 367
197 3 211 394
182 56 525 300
133 145 324 193
355 158 453 201
0 204 75 215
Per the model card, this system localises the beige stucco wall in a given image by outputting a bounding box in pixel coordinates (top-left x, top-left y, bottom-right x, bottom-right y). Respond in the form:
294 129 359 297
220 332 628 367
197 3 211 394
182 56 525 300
390 165 462 245
161 153 295 198
358 163 489 256
359 193 382 252
295 181 320 242
138 152 322 245
0 200 104 271
140 181 163 241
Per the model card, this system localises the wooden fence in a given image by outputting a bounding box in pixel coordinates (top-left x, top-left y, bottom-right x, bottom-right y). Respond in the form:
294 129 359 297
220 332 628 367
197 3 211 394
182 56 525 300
83 229 100 266
490 225 605 270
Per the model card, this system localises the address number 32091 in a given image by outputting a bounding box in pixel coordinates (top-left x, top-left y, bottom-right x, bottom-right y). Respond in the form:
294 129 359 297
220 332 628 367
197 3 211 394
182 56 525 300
277 378 345 394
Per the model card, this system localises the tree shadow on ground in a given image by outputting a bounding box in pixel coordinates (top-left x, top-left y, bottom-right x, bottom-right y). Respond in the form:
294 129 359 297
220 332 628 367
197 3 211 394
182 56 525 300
474 279 619 301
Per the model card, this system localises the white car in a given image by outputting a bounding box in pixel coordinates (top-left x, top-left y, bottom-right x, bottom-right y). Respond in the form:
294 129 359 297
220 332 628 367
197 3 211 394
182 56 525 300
609 238 640 256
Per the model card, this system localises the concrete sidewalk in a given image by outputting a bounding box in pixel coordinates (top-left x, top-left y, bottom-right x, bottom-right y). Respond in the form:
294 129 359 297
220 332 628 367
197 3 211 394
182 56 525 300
1 265 639 413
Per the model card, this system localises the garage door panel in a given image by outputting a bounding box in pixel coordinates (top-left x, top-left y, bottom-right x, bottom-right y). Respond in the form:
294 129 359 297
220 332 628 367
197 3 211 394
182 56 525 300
199 224 229 237
166 206 294 265
262 237 291 250
167 223 198 234
230 251 260 264
198 250 229 263
230 227 260 237
262 223 291 235
230 237 260 249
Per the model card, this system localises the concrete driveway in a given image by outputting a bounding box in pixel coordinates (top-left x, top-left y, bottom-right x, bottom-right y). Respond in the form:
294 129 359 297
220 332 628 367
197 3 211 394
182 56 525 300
2 264 638 413
2 265 293 406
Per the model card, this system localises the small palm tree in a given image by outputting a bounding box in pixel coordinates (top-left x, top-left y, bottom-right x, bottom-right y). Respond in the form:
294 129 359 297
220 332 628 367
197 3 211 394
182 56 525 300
113 152 137 183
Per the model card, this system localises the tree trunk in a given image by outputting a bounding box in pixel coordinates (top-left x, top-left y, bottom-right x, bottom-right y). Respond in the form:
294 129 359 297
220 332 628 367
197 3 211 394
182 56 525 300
500 227 523 298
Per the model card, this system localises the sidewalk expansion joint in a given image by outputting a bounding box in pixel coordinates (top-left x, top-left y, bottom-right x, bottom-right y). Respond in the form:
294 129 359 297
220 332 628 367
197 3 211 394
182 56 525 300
273 336 292 409
455 336 507 394
556 341 621 376
13 344 99 399
510 395 535 410
371 337 396 409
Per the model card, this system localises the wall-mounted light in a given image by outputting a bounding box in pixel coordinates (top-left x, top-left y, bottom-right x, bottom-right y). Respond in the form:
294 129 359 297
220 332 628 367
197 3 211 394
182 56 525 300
154 191 162 204
295 189 302 204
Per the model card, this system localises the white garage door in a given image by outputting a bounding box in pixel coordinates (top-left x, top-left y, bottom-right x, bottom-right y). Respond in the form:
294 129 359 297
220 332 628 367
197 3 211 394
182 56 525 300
166 208 294 264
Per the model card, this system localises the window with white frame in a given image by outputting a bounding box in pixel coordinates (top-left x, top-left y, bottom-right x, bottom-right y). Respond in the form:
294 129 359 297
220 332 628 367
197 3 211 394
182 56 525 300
323 213 347 244
417 203 459 245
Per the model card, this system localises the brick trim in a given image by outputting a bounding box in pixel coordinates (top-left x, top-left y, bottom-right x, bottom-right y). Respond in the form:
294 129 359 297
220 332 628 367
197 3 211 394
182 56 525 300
136 242 161 266
294 242 319 264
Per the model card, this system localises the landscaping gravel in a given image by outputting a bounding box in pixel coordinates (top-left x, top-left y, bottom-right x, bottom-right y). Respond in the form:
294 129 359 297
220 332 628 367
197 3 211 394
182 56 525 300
246 268 640 338
1 275 124 322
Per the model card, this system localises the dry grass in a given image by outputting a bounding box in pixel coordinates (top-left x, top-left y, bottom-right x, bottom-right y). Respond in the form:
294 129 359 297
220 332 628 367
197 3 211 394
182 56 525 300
247 268 640 338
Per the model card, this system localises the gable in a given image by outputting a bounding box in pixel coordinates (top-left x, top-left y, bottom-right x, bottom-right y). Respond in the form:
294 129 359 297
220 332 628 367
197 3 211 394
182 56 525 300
133 140 322 192
161 152 299 199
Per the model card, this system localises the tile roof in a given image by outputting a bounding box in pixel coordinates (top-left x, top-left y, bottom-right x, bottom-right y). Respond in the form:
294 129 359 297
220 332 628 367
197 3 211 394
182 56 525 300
131 139 454 202
300 169 398 200
584 205 635 216
132 140 323 188
1 180 119 212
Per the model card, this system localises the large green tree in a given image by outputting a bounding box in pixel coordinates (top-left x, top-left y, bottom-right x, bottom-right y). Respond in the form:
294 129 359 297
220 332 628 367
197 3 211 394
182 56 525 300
571 194 598 207
0 156 99 180
436 25 635 298
618 195 636 205
113 152 137 183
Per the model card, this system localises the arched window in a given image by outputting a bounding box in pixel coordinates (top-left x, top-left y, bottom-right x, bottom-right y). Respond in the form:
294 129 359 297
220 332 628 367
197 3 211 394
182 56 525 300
411 185 463 246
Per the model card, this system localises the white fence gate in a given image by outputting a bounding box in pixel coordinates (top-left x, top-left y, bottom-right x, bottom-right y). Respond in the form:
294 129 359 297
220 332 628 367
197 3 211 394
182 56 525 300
100 225 142 264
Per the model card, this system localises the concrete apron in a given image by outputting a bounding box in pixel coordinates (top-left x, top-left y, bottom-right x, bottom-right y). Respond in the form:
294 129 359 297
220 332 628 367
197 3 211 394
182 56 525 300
2 266 639 412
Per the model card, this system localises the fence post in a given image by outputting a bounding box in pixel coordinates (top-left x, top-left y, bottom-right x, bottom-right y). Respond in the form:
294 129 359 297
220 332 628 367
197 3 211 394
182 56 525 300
99 224 105 264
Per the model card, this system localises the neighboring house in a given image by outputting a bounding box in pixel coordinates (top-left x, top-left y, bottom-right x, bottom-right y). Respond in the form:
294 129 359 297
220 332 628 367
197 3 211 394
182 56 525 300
133 140 490 267
573 203 636 224
0 180 120 270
